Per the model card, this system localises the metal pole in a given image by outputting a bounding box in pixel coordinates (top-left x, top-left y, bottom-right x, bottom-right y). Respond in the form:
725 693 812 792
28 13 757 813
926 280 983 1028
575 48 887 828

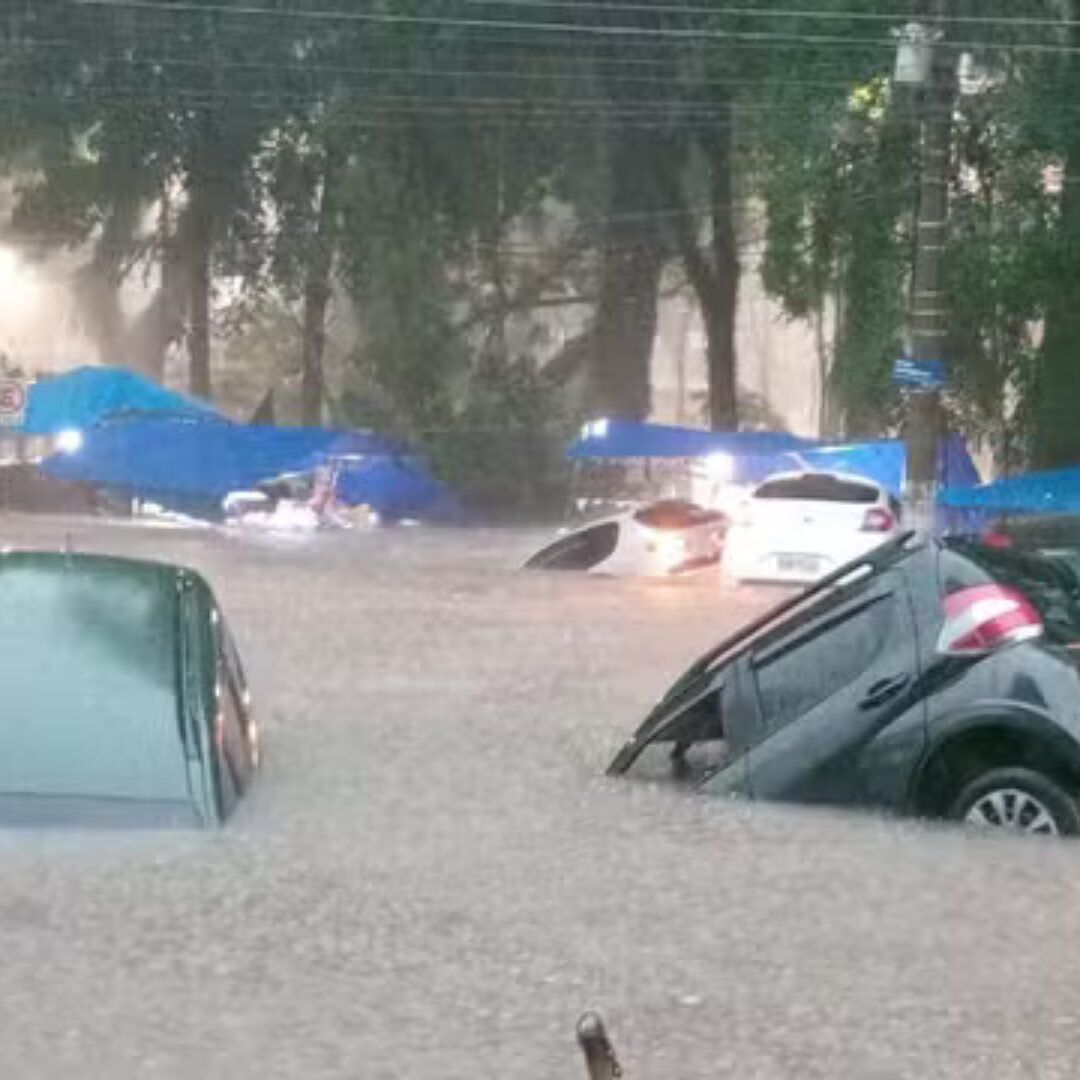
904 3 954 534
577 1013 623 1080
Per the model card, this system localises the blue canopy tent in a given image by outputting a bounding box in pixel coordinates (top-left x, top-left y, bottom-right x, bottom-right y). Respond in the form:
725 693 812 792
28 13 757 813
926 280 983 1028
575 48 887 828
335 455 462 522
779 435 980 498
565 421 979 496
939 467 1080 513
42 415 459 522
565 420 819 502
19 366 219 435
566 419 816 464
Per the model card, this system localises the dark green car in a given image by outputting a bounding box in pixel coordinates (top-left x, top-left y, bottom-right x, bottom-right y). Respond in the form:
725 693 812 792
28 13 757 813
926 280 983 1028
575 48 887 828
0 551 258 828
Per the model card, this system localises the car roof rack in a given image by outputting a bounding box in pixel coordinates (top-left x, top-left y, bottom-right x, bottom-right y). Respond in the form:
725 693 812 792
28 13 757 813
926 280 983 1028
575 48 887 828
679 531 920 684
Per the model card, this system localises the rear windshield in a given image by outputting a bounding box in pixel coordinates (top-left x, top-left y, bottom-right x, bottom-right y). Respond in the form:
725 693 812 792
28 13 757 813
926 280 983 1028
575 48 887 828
754 475 879 504
941 542 1080 644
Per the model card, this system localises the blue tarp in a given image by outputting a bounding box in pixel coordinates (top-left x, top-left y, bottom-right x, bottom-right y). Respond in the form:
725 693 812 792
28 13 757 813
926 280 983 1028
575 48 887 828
566 420 980 498
335 455 462 522
566 420 816 461
779 435 980 498
19 366 218 435
42 416 458 522
940 467 1080 514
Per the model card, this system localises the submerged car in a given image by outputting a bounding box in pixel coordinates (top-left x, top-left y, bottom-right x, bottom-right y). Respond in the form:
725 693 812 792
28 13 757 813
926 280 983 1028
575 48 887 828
0 551 258 827
723 470 902 585
610 533 1080 836
524 500 727 577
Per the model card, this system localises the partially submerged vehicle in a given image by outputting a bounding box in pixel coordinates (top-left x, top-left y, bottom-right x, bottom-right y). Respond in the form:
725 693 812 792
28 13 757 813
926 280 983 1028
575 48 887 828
524 500 727 577
0 551 258 827
223 466 379 533
722 470 902 585
610 533 1080 836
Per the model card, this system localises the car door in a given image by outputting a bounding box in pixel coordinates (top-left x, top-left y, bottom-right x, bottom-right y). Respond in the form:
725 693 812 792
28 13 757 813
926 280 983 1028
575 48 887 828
741 568 926 808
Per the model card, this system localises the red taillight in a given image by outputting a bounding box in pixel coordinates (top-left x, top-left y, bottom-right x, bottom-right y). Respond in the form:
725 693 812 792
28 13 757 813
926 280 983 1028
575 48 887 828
980 529 1013 549
861 507 895 533
938 584 1043 655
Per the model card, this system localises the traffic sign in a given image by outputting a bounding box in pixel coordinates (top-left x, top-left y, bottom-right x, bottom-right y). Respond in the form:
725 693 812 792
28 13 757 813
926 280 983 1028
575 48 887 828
0 379 26 427
892 357 946 389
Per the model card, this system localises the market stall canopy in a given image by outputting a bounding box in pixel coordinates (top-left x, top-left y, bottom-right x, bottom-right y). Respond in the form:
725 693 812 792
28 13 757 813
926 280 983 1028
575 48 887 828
939 466 1080 514
41 415 458 522
786 435 980 498
18 366 219 435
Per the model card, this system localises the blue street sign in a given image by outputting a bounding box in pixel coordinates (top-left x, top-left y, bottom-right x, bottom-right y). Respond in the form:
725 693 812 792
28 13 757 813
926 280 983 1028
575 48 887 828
892 357 946 389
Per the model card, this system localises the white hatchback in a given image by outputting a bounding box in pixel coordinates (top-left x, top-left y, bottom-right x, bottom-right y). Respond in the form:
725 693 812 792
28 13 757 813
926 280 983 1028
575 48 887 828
722 470 902 585
524 500 727 577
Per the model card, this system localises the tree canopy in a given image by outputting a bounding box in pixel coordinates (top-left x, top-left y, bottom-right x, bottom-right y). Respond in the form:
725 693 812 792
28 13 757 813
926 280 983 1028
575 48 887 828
3 1 1080 473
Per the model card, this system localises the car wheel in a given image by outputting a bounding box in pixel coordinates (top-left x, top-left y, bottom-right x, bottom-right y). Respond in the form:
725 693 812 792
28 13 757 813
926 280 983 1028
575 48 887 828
949 767 1080 837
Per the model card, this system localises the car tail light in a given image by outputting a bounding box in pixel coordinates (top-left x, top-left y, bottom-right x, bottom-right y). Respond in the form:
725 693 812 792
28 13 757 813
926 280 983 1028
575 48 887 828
861 507 895 533
980 529 1013 548
937 584 1043 655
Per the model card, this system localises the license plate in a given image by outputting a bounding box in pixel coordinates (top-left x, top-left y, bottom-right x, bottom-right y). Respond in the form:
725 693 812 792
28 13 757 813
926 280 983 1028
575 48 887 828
777 554 820 574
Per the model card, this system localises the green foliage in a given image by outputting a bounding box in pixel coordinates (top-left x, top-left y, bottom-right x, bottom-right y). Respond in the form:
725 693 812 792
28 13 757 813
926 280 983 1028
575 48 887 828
9 0 1080 484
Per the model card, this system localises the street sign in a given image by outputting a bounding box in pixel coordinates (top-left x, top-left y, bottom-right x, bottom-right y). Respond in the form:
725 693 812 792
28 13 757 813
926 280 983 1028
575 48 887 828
892 358 946 389
0 379 27 427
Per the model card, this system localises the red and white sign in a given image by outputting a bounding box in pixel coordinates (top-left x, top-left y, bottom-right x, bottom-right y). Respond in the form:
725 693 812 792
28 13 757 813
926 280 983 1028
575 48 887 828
0 379 26 427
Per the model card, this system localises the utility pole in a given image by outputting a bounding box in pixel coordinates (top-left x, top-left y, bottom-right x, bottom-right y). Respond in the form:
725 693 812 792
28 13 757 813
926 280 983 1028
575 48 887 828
896 5 955 533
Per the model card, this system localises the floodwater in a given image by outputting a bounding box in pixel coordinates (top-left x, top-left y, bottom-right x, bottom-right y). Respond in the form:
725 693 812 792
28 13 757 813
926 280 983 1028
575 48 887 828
1 518 1080 1079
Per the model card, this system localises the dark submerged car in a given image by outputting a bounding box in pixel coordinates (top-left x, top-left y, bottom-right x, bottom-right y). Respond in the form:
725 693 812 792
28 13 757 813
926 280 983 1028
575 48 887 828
609 533 1080 835
0 551 258 827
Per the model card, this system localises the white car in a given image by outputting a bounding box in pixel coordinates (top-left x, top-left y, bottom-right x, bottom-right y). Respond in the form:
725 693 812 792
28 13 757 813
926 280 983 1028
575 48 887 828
722 471 902 585
524 500 728 577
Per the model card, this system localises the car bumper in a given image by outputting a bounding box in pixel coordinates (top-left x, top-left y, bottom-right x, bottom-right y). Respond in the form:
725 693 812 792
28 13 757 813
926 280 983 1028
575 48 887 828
723 530 897 584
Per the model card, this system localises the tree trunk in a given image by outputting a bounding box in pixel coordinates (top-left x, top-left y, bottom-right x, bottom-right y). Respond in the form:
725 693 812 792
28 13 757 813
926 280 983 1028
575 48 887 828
123 186 186 382
300 142 345 426
186 185 214 400
586 129 667 420
703 98 739 431
74 194 138 363
184 107 224 401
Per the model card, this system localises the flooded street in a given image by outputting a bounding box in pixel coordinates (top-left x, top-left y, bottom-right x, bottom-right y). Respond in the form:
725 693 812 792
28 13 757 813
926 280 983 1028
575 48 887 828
2 519 1080 1079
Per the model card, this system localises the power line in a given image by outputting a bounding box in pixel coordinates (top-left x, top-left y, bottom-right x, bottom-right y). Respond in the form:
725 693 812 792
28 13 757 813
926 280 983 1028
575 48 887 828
67 0 1080 57
454 0 1080 32
63 0 911 49
8 80 865 116
1 48 893 94
65 0 1080 55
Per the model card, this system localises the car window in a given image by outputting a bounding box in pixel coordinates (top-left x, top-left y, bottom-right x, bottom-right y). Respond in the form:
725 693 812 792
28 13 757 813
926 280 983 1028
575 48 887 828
754 475 879 503
752 595 894 733
524 522 619 570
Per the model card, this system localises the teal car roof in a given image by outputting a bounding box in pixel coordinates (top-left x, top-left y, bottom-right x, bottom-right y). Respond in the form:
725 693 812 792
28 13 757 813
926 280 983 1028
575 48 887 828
0 551 205 804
